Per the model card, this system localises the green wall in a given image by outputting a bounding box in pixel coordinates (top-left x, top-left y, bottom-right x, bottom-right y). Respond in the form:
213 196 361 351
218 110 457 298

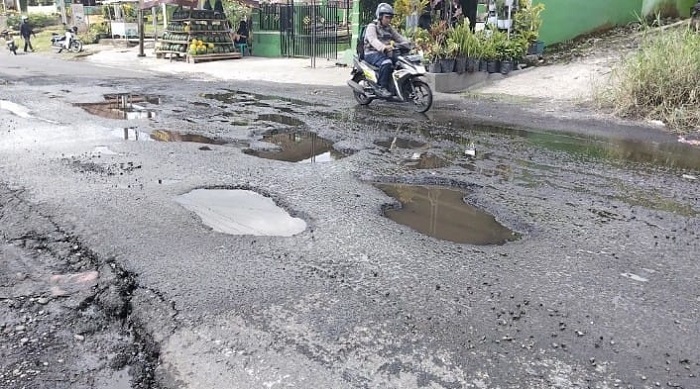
534 0 644 45
252 31 282 57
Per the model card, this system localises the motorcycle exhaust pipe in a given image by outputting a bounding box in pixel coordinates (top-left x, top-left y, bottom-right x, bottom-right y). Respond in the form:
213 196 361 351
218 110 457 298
347 80 366 94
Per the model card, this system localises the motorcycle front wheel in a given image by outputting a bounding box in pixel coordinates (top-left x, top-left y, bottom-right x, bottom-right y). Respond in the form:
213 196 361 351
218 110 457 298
408 79 433 113
70 40 83 53
352 74 373 106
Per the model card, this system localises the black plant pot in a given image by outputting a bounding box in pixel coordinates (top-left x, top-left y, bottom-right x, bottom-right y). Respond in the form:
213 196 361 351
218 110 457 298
486 60 499 74
479 59 488 72
427 62 440 73
466 58 478 73
500 59 514 75
455 57 467 74
440 59 455 73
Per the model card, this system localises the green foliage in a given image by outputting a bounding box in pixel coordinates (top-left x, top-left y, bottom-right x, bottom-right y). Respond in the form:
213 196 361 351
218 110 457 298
392 0 429 30
6 12 60 30
222 0 252 30
513 0 544 43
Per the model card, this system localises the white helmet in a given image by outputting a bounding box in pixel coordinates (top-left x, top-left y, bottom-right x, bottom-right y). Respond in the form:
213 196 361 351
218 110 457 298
375 3 395 19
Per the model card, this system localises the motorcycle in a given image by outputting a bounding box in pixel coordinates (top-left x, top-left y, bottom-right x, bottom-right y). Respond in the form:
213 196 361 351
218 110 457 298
51 26 83 53
1 30 17 55
347 42 433 113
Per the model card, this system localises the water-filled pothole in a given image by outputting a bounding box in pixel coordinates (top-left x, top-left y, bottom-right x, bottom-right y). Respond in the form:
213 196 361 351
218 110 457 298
376 183 519 245
202 90 325 108
404 153 450 169
375 137 427 149
245 130 342 163
175 189 306 237
76 94 159 120
150 130 226 145
112 128 152 141
256 114 305 127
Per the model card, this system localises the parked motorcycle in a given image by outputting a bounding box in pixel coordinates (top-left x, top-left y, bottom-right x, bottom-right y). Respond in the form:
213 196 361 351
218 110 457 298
347 42 433 113
51 26 83 53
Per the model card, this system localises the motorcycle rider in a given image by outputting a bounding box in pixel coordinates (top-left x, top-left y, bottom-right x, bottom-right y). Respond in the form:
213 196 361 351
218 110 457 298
363 3 409 98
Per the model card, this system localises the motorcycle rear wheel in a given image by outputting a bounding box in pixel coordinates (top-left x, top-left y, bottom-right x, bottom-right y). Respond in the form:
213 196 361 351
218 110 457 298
352 74 373 106
70 40 83 53
408 79 433 113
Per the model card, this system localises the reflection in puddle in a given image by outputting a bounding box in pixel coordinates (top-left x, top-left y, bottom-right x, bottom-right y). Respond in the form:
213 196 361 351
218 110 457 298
375 137 427 149
76 94 159 120
527 134 700 171
111 128 153 141
150 130 226 145
256 114 305 127
376 183 519 245
175 189 306 236
245 130 341 163
404 153 450 169
423 122 700 171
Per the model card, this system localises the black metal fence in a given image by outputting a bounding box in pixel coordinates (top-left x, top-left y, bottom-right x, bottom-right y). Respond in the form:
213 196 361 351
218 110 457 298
256 1 351 59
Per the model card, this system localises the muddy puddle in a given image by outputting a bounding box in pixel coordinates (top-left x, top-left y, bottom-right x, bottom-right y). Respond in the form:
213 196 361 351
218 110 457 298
150 130 226 145
375 137 427 149
376 183 518 245
245 130 342 163
111 128 225 145
76 93 159 120
404 153 451 169
175 189 306 236
257 114 305 127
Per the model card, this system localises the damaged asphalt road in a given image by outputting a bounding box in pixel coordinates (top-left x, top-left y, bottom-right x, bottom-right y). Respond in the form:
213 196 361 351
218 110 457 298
1 56 699 389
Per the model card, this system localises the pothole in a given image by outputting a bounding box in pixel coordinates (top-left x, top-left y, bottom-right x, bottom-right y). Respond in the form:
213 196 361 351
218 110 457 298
175 189 306 237
150 130 226 145
244 130 342 163
375 137 427 149
403 153 450 169
256 114 305 127
202 90 324 108
76 93 159 120
375 183 519 245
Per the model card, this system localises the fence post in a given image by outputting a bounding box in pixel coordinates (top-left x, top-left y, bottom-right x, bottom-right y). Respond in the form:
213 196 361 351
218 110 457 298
311 0 316 68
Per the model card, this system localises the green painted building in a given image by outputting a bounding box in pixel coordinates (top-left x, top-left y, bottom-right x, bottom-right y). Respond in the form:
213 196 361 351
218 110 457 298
535 0 696 45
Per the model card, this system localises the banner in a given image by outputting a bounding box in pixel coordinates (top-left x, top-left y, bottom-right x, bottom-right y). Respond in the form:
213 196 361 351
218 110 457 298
71 3 88 31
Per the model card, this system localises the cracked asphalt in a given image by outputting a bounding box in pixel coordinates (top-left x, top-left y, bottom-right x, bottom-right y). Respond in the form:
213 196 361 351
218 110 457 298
1 55 699 389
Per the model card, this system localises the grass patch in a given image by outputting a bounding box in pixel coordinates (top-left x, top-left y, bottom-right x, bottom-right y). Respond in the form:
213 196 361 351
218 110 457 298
598 26 700 132
28 27 64 53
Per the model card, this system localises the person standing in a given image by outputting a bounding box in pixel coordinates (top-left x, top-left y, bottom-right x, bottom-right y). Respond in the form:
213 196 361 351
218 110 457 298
19 16 35 53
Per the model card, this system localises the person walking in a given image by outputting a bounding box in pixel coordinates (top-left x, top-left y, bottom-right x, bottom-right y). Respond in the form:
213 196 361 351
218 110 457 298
19 16 35 53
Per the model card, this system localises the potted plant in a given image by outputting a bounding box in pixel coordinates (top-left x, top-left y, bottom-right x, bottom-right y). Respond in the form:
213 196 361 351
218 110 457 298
514 1 545 55
441 38 458 73
499 39 515 74
464 32 479 73
487 30 507 73
447 21 470 74
426 43 441 73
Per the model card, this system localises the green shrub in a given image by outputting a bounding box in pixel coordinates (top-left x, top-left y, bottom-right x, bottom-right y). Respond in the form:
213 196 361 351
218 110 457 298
6 12 61 30
600 27 700 131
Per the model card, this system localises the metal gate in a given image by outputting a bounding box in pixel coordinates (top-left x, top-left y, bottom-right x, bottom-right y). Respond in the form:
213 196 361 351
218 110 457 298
281 1 349 59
